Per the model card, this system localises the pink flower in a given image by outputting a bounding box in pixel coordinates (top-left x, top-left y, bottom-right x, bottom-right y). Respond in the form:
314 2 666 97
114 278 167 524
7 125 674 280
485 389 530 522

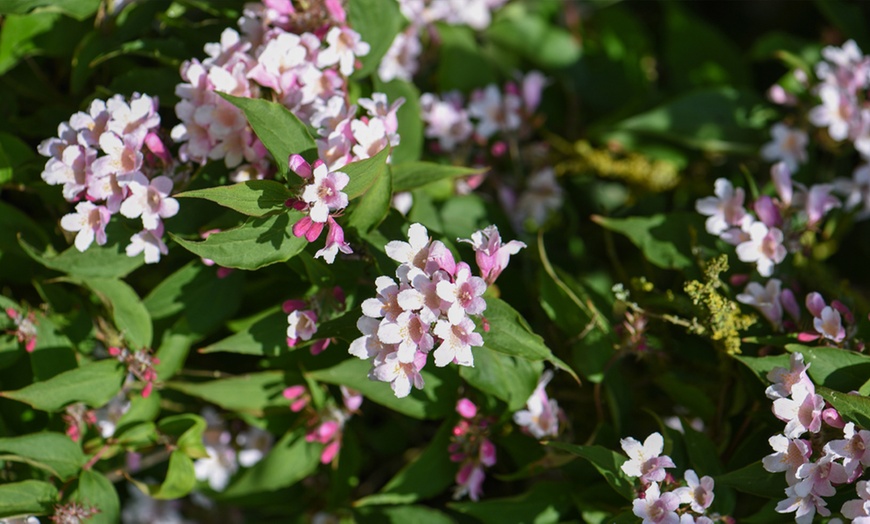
433 317 482 367
378 310 434 363
795 453 848 497
513 370 561 439
385 223 432 270
841 480 870 522
459 224 526 285
674 469 715 513
454 462 486 501
736 279 783 330
119 174 179 230
762 434 811 485
456 398 478 419
301 163 349 223
286 309 317 346
283 385 309 412
5 308 38 352
825 422 870 478
292 215 325 242
735 221 787 277
632 482 680 524
620 432 676 484
60 202 112 252
126 223 169 264
436 262 487 324
775 484 830 524
468 84 521 140
765 352 813 400
317 26 370 76
761 123 808 172
772 382 825 438
695 178 749 235
370 350 426 398
314 217 353 264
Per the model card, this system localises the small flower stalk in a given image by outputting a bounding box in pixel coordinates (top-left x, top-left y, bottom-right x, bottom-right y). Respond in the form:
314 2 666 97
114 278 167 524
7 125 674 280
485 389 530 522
449 398 497 501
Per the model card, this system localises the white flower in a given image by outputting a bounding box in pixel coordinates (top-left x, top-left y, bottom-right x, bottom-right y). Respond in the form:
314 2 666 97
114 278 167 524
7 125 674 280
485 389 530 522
301 163 349 223
620 432 675 484
735 221 787 277
432 317 481 367
119 174 179 230
695 178 749 236
60 202 112 252
317 26 370 76
126 224 169 264
761 123 808 172
736 279 783 329
513 370 560 439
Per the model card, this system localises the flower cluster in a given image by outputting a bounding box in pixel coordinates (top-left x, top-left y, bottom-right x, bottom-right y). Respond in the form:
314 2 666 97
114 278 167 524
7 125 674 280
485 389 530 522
109 346 160 398
284 286 345 353
4 307 38 353
696 162 842 277
762 352 870 523
735 278 856 346
420 72 546 152
513 370 562 439
378 0 509 82
50 501 100 524
194 407 274 492
621 432 721 524
38 94 179 263
349 223 523 397
283 384 362 465
450 398 497 501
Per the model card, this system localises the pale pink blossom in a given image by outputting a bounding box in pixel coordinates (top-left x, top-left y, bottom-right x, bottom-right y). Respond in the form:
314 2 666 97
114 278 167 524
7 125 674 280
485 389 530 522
803 183 840 226
825 422 870 478
772 382 825 438
468 84 521 140
106 93 160 144
317 26 370 76
761 123 808 172
515 167 563 229
765 352 813 400
459 224 526 285
314 217 353 264
119 174 180 230
420 91 473 151
287 309 318 346
674 469 714 514
841 480 870 522
695 178 749 236
378 310 434 363
378 29 421 83
351 117 390 159
775 484 830 524
126 223 169 264
513 370 561 439
41 145 94 201
370 350 426 398
632 482 680 524
360 276 404 322
735 221 787 277
436 262 487 324
91 132 144 182
795 453 848 497
301 163 349 223
5 308 38 353
762 434 811 485
60 201 112 252
385 223 431 269
814 306 846 342
620 432 675 484
432 317 481 367
737 279 783 329
809 84 857 142
771 162 794 206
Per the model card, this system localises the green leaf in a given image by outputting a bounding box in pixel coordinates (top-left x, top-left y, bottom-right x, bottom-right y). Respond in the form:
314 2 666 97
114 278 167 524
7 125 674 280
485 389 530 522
343 147 391 200
662 3 749 90
372 78 423 164
437 24 498 92
143 261 244 336
355 505 456 524
355 421 456 506
347 0 402 78
166 371 292 415
0 12 59 74
0 132 36 184
0 432 85 480
158 414 208 459
487 6 581 68
18 235 144 279
715 461 787 499
449 480 574 524
129 450 196 500
814 0 870 51
391 162 484 193
68 470 120 524
817 386 870 428
734 353 790 384
218 93 316 178
347 160 392 233
81 277 153 350
592 212 704 270
482 297 579 382
460 347 541 411
0 480 57 519
547 442 633 500
616 88 768 153
0 0 100 20
170 211 308 270
308 358 458 420
220 428 321 499
200 307 286 356
2 359 126 412
785 344 870 393
176 180 294 217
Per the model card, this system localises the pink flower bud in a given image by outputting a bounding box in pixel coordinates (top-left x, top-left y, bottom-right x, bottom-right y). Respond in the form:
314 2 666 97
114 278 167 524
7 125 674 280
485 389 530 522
781 288 800 321
754 196 782 227
324 0 346 23
797 332 821 342
479 438 497 467
288 154 312 179
771 162 793 207
292 216 325 242
320 440 341 464
729 273 750 287
806 292 826 317
832 300 854 324
311 338 331 355
283 385 306 400
456 398 478 419
490 141 508 157
283 300 307 314
144 132 172 164
290 398 308 412
822 407 845 428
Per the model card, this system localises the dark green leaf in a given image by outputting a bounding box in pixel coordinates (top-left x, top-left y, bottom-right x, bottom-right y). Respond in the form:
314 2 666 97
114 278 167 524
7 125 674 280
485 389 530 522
166 371 291 415
785 344 870 393
616 88 768 153
547 442 634 500
18 235 144 279
0 132 35 183
347 0 402 78
347 159 392 233
487 5 581 68
176 180 294 217
2 359 125 412
219 94 316 178
0 0 100 19
0 12 59 74
391 162 484 193
0 480 57 518
81 277 153 350
460 347 541 411
0 432 85 480
158 414 208 459
715 461 786 498
170 211 308 270
449 480 574 524
200 307 285 356
592 212 704 270
308 358 458 420
355 505 456 524
343 147 391 200
68 470 120 524
129 450 196 500
220 429 320 499
818 386 870 428
372 78 422 163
